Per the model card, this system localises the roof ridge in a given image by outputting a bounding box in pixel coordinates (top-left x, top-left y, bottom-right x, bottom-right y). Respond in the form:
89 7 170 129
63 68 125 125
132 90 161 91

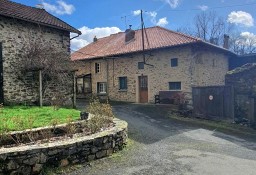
6 0 45 11
155 26 201 41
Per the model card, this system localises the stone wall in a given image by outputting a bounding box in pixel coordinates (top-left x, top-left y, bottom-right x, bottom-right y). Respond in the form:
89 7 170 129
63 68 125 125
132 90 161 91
0 15 72 104
0 118 128 175
76 45 229 103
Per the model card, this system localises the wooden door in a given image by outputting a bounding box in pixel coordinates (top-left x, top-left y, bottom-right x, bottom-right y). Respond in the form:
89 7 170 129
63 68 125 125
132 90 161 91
0 43 3 104
139 76 148 103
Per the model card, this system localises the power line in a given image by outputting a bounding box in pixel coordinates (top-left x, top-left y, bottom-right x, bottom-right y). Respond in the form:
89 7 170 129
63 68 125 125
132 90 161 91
162 2 256 12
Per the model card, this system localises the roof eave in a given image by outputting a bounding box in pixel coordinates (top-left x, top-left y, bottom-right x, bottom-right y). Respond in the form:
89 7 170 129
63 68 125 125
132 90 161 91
0 13 81 34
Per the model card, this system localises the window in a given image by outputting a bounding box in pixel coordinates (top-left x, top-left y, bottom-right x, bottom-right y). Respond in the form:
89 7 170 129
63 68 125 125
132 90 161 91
138 62 144 69
97 82 106 94
95 63 100 73
119 77 127 90
171 58 178 67
169 82 181 90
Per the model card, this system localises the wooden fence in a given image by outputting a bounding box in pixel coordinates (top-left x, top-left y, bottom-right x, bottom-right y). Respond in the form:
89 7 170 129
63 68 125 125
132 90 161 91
192 86 234 122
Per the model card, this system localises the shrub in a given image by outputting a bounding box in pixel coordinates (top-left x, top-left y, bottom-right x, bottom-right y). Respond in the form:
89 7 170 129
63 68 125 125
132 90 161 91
86 97 114 133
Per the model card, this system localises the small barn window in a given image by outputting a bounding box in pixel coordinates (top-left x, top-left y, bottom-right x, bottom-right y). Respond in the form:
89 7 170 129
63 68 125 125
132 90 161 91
119 77 127 90
171 58 178 67
169 82 181 90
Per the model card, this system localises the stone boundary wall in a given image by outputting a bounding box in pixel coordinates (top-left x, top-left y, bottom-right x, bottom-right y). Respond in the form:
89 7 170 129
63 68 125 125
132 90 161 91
0 118 128 175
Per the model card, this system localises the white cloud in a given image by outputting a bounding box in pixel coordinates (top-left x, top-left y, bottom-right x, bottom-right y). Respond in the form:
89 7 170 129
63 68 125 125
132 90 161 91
198 5 208 11
227 11 254 27
161 0 181 8
133 10 141 16
233 32 256 47
42 0 75 15
240 32 256 42
71 26 122 51
156 17 169 27
146 11 158 24
134 10 169 27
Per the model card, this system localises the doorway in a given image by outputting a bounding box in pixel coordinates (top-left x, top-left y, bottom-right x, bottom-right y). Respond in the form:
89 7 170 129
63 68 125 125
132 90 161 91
139 75 148 103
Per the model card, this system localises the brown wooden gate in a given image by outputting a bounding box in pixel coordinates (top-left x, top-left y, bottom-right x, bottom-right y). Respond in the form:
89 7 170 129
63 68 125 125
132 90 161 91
0 43 3 104
192 86 234 121
139 76 148 103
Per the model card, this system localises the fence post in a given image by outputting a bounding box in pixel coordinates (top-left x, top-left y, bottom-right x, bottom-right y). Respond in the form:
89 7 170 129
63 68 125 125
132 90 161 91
39 70 43 107
230 86 235 121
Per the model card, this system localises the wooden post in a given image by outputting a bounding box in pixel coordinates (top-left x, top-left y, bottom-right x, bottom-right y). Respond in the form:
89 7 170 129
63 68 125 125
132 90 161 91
249 98 255 124
73 72 76 109
39 70 43 107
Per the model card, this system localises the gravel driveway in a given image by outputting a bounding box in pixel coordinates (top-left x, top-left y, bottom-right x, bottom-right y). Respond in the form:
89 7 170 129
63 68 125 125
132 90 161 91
71 103 256 175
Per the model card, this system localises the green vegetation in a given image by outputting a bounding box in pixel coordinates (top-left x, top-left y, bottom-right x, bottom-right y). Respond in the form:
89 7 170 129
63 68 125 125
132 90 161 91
86 98 114 133
0 106 80 131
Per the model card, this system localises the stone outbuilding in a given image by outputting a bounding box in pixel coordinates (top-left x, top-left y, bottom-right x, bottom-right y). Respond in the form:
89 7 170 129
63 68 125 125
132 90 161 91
226 63 256 125
0 0 81 104
72 26 235 103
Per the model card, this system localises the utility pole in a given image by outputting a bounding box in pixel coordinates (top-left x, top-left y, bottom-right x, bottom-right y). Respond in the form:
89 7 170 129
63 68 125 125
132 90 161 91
140 10 146 64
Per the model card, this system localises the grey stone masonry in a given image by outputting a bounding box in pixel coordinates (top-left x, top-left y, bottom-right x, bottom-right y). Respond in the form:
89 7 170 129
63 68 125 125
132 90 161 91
0 118 128 175
0 15 72 105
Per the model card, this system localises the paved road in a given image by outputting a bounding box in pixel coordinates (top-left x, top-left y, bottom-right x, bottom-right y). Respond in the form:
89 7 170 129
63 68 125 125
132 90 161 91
71 104 256 175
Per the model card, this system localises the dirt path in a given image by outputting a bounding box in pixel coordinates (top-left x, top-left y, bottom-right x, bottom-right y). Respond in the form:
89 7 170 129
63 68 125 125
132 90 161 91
71 104 256 175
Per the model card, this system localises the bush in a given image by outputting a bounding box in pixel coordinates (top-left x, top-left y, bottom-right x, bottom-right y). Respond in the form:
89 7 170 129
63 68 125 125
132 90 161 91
86 97 114 133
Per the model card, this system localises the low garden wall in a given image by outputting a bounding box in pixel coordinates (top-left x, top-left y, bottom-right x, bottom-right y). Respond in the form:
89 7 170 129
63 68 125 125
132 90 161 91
0 118 128 175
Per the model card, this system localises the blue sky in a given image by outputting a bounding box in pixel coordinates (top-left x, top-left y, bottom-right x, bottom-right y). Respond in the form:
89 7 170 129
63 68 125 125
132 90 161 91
12 0 256 51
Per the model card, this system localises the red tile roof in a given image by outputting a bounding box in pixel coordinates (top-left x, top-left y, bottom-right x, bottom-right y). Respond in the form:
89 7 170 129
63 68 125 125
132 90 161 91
0 0 81 34
72 26 234 61
71 26 205 61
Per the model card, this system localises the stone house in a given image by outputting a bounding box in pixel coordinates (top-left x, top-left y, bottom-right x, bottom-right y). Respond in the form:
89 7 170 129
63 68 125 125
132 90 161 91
0 0 81 104
71 26 234 103
226 63 256 125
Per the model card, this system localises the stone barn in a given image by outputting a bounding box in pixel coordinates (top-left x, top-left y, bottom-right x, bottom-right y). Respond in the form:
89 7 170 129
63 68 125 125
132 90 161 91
0 0 81 105
226 63 256 126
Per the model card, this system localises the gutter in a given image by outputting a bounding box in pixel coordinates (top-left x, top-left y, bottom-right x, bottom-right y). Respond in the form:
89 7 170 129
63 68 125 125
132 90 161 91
70 33 81 41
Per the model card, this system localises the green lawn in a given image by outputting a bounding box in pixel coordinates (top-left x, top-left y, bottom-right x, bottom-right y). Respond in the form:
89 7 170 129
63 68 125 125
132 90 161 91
0 106 80 131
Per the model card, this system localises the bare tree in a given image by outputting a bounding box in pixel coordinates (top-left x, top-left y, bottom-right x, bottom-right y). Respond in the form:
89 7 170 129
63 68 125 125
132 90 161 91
11 36 75 105
229 32 256 55
177 11 234 46
194 11 234 45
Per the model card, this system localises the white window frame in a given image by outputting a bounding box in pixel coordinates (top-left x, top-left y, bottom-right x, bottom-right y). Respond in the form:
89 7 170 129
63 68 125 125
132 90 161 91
97 82 106 94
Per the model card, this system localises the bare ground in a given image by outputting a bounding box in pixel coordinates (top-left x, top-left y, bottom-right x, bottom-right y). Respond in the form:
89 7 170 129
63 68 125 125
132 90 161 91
68 103 256 175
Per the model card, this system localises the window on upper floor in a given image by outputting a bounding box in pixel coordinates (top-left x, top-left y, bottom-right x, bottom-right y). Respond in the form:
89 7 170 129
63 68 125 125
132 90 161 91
119 77 127 90
95 63 100 73
171 58 178 67
138 62 144 69
169 82 181 90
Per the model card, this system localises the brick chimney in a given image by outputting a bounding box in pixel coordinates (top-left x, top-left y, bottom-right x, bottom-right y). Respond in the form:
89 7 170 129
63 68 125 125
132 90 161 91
93 36 97 42
223 34 229 49
125 25 135 43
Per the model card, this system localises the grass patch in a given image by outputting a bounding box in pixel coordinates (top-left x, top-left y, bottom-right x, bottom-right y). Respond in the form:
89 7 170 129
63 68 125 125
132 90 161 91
0 106 80 131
